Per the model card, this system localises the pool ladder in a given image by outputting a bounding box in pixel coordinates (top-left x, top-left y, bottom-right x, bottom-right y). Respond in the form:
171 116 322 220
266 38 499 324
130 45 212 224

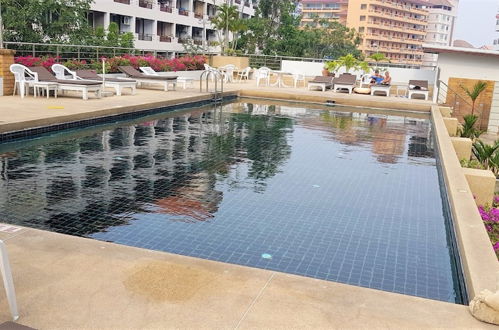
200 69 224 103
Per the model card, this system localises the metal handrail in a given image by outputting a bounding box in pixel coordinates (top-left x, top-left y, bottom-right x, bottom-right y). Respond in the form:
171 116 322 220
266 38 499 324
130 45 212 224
200 69 224 100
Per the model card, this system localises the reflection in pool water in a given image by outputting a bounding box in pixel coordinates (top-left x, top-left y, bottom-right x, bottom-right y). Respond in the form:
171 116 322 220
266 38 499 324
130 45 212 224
0 102 464 303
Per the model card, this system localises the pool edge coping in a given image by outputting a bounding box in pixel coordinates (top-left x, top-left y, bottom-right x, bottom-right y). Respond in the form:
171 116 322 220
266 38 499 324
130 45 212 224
431 105 499 301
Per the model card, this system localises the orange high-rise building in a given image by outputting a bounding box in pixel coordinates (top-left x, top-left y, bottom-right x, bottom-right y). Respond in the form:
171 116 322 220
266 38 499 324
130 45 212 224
301 0 430 64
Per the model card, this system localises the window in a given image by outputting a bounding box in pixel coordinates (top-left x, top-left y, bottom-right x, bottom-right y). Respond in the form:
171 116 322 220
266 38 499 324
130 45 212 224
359 27 365 33
360 15 366 21
361 4 367 9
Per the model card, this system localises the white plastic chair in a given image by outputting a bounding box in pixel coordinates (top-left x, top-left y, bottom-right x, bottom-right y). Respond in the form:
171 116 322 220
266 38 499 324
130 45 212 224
256 67 272 87
52 64 78 80
0 240 19 321
292 72 306 88
10 64 37 99
237 67 251 82
221 64 237 83
359 73 372 88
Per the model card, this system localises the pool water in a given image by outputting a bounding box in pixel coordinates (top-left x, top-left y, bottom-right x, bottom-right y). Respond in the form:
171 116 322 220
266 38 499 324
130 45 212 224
0 101 464 303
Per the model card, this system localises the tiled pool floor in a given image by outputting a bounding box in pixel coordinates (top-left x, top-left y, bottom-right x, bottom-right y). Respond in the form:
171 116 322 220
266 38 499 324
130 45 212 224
0 102 463 303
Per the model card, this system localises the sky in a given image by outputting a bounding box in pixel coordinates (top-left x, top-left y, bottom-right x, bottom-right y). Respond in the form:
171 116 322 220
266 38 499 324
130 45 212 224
453 0 498 47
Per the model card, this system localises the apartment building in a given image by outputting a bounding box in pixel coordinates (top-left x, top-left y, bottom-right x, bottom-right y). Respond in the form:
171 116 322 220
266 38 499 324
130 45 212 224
301 0 349 26
88 0 257 55
346 0 429 65
300 0 430 64
421 0 459 66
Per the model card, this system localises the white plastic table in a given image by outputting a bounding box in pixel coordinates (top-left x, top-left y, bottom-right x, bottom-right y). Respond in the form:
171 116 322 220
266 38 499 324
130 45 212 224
271 71 292 88
32 82 58 98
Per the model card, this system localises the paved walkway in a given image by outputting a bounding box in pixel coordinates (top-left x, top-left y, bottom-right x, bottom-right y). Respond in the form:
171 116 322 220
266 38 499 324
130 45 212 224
0 226 492 329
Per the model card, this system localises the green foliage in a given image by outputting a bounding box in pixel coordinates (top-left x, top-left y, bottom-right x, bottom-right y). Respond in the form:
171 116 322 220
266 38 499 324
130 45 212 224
326 54 369 73
459 114 483 139
460 159 485 170
472 139 499 174
461 81 488 115
86 22 134 48
1 0 93 43
210 4 246 55
237 0 360 59
369 53 389 69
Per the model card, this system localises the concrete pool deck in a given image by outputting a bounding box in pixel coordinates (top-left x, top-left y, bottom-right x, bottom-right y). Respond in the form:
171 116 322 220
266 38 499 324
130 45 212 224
0 225 493 329
0 83 494 328
0 82 433 135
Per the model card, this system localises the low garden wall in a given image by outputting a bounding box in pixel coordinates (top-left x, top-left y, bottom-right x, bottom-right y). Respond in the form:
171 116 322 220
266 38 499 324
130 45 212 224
281 60 437 85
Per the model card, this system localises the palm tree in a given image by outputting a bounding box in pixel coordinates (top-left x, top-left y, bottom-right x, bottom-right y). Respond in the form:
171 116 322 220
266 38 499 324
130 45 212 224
461 81 488 116
369 52 389 69
325 54 368 74
210 4 240 55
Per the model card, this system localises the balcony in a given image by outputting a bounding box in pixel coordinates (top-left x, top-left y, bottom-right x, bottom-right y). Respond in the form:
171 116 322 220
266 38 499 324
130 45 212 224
179 9 189 16
159 4 173 13
193 39 203 46
114 0 130 4
368 10 427 25
235 0 241 4
137 34 153 41
194 12 204 19
370 0 427 15
139 0 153 9
159 35 172 42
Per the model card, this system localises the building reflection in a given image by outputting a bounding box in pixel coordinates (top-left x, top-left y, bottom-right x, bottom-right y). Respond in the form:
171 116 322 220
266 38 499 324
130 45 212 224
0 105 293 236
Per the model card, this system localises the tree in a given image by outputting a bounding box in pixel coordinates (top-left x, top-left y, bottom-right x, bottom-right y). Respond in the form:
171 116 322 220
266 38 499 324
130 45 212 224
210 4 242 55
237 1 362 59
327 54 368 73
369 52 389 68
461 81 488 116
86 23 134 48
1 0 92 43
302 19 362 59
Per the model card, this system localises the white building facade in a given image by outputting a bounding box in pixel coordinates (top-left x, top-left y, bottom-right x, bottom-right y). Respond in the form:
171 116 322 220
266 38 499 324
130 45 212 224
422 0 459 67
88 0 257 55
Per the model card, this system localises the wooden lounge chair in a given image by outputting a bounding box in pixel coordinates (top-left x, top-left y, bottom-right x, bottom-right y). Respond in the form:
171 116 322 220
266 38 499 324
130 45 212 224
118 66 177 91
408 80 429 100
371 84 391 97
29 66 103 100
52 64 136 96
308 76 334 92
333 74 356 94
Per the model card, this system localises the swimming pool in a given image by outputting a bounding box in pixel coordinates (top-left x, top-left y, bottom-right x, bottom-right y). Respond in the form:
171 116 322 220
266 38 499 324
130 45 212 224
0 101 465 303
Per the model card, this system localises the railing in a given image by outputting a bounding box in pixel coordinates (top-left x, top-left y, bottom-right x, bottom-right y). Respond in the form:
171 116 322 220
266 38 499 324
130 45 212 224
3 41 436 71
137 34 153 41
138 0 153 8
239 54 434 71
3 41 165 61
437 80 489 130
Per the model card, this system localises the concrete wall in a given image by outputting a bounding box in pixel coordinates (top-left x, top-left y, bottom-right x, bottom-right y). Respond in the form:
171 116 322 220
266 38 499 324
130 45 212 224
437 52 499 83
281 60 437 86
